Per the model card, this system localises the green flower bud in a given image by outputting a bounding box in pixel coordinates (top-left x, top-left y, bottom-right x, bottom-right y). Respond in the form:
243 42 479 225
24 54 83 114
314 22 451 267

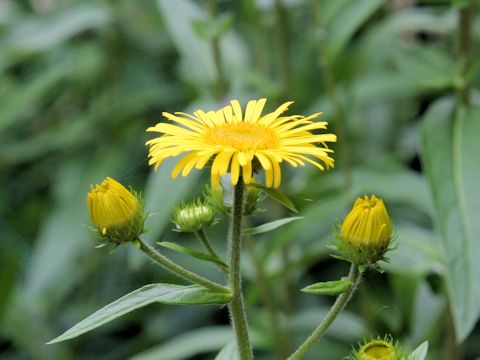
173 201 214 233
205 179 263 215
350 336 409 360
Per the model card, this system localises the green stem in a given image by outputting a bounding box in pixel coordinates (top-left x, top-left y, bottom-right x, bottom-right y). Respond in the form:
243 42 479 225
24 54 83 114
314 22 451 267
227 179 254 360
195 229 229 275
246 236 287 360
287 264 361 360
208 0 227 99
137 238 229 293
310 0 352 187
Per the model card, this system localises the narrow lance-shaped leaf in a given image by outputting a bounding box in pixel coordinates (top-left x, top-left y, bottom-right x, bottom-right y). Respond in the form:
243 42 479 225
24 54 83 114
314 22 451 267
48 284 232 344
249 183 298 213
157 241 228 269
244 217 304 236
421 98 480 340
410 341 428 360
301 279 353 296
214 342 239 360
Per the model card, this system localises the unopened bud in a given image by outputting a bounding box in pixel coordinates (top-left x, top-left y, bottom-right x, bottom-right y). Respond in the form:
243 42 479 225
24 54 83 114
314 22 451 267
335 195 393 265
87 177 144 244
173 202 214 233
350 336 408 360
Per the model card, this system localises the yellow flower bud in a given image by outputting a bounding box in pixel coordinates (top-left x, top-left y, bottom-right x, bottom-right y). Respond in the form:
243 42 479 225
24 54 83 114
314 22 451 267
87 177 144 244
173 202 214 233
337 195 393 265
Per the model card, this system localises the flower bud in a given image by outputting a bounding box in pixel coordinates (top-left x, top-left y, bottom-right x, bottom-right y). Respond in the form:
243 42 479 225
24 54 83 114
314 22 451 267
336 195 393 265
244 185 262 215
350 336 407 360
173 201 214 233
87 177 144 244
205 178 263 215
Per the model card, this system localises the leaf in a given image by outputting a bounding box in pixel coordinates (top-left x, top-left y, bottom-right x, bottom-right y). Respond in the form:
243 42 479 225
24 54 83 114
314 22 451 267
48 284 232 344
157 242 228 269
421 98 480 340
214 342 239 360
323 0 384 60
245 217 303 236
0 65 68 132
130 326 234 360
192 13 234 41
249 183 298 213
410 341 428 360
157 0 246 90
3 3 111 55
301 279 352 296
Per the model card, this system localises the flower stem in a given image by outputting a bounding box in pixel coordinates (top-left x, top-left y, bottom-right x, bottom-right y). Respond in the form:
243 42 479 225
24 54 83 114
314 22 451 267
137 238 229 294
287 264 361 360
195 229 229 275
228 179 254 360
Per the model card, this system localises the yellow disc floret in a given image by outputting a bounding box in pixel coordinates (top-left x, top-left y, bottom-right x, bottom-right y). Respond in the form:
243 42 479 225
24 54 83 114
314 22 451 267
357 339 397 360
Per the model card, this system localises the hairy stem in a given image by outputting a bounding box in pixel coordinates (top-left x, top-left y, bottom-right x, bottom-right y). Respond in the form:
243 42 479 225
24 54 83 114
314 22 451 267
227 179 254 360
287 264 361 360
137 238 229 293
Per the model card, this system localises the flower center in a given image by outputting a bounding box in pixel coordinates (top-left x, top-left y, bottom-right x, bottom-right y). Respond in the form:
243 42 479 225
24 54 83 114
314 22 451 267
204 123 279 150
362 344 394 359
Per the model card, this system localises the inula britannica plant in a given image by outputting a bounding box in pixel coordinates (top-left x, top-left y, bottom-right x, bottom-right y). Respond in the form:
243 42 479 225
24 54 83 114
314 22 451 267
48 99 425 359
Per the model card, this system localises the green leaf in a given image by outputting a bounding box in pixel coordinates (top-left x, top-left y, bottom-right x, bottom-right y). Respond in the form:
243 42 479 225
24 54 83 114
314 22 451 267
421 98 480 340
0 65 68 132
323 0 384 60
410 341 428 360
214 342 239 360
48 284 232 344
250 184 298 213
192 13 234 41
244 217 304 235
301 279 353 296
130 326 234 360
157 241 228 269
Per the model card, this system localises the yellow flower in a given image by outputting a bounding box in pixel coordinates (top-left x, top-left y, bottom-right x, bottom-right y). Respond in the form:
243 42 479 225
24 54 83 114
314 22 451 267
338 195 393 265
146 98 336 188
87 177 144 243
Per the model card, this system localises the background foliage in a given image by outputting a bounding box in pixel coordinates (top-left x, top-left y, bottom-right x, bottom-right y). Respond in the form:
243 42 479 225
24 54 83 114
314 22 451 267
1 0 479 359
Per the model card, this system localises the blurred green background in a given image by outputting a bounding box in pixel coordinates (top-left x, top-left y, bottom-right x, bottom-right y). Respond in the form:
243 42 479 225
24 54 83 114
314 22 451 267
1 0 480 359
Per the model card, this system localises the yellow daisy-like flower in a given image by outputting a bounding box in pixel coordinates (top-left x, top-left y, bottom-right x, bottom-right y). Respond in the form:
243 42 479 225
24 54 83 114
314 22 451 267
146 98 336 188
